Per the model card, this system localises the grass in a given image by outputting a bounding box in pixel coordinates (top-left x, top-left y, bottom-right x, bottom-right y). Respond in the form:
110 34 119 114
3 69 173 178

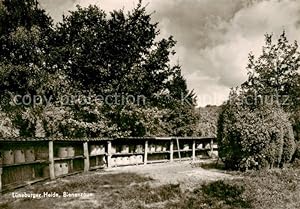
1 167 300 209
192 159 225 170
166 181 252 209
238 168 300 209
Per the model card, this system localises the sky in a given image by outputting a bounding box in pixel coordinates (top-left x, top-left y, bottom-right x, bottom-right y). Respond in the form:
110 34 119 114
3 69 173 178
39 0 300 107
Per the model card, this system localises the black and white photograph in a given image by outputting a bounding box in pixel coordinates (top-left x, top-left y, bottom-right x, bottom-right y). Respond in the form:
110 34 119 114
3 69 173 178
0 0 300 208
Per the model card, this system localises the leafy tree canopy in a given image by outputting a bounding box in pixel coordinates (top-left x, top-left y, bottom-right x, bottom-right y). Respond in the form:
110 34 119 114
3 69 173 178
0 0 198 138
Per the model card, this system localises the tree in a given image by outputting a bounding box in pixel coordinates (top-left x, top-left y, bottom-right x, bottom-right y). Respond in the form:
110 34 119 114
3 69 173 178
0 1 198 138
196 105 221 137
55 4 178 99
240 31 300 162
242 32 300 111
0 0 56 137
218 32 300 170
217 90 295 170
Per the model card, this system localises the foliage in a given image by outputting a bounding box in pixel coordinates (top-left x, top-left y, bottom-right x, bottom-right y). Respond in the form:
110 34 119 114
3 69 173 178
218 32 300 170
196 105 221 137
242 32 300 111
241 32 300 160
55 4 177 98
0 111 19 137
0 0 198 138
218 90 296 170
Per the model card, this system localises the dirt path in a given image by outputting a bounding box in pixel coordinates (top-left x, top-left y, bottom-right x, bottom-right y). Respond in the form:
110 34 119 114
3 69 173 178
104 160 234 190
0 160 236 209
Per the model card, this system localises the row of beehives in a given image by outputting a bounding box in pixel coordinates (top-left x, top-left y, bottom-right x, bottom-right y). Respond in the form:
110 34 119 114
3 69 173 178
197 143 210 149
88 142 214 155
0 148 36 165
112 143 214 153
110 144 163 153
90 145 105 155
110 155 143 166
56 147 75 158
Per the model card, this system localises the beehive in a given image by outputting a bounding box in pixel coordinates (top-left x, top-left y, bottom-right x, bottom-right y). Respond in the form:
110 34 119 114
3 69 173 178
25 148 35 162
183 144 190 150
204 143 211 149
58 147 68 158
111 145 116 154
149 144 156 152
110 158 116 167
3 150 14 165
121 145 129 153
155 145 162 152
115 157 122 166
36 147 48 160
136 155 143 163
197 144 203 149
90 145 97 156
122 157 129 165
162 145 167 152
129 156 136 164
135 145 143 153
14 150 25 163
67 147 75 157
96 145 105 155
54 163 63 176
61 163 69 175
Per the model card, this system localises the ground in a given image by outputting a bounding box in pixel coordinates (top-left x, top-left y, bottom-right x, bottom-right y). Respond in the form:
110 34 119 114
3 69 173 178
1 160 300 209
105 160 234 189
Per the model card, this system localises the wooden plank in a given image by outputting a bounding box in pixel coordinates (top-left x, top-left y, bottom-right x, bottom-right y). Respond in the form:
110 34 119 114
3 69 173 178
144 140 148 165
89 165 105 171
147 159 169 164
57 171 81 179
107 141 112 168
210 138 214 157
48 141 55 180
83 142 90 172
170 141 174 162
112 152 144 156
1 160 49 168
0 167 2 192
176 138 181 161
192 140 196 161
2 177 48 192
90 153 107 157
174 157 192 162
53 156 85 161
173 149 193 152
147 151 170 154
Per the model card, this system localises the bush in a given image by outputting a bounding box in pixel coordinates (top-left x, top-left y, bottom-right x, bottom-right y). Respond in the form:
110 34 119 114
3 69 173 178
217 91 296 170
292 110 300 160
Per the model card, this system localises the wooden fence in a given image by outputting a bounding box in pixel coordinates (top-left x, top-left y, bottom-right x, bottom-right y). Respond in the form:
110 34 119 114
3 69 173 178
0 137 217 192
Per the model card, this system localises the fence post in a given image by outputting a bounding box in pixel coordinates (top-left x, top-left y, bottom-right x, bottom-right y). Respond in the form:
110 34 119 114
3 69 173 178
170 140 174 162
144 140 148 165
0 167 2 192
210 138 214 158
192 140 196 161
48 140 55 180
107 141 112 168
83 141 90 172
